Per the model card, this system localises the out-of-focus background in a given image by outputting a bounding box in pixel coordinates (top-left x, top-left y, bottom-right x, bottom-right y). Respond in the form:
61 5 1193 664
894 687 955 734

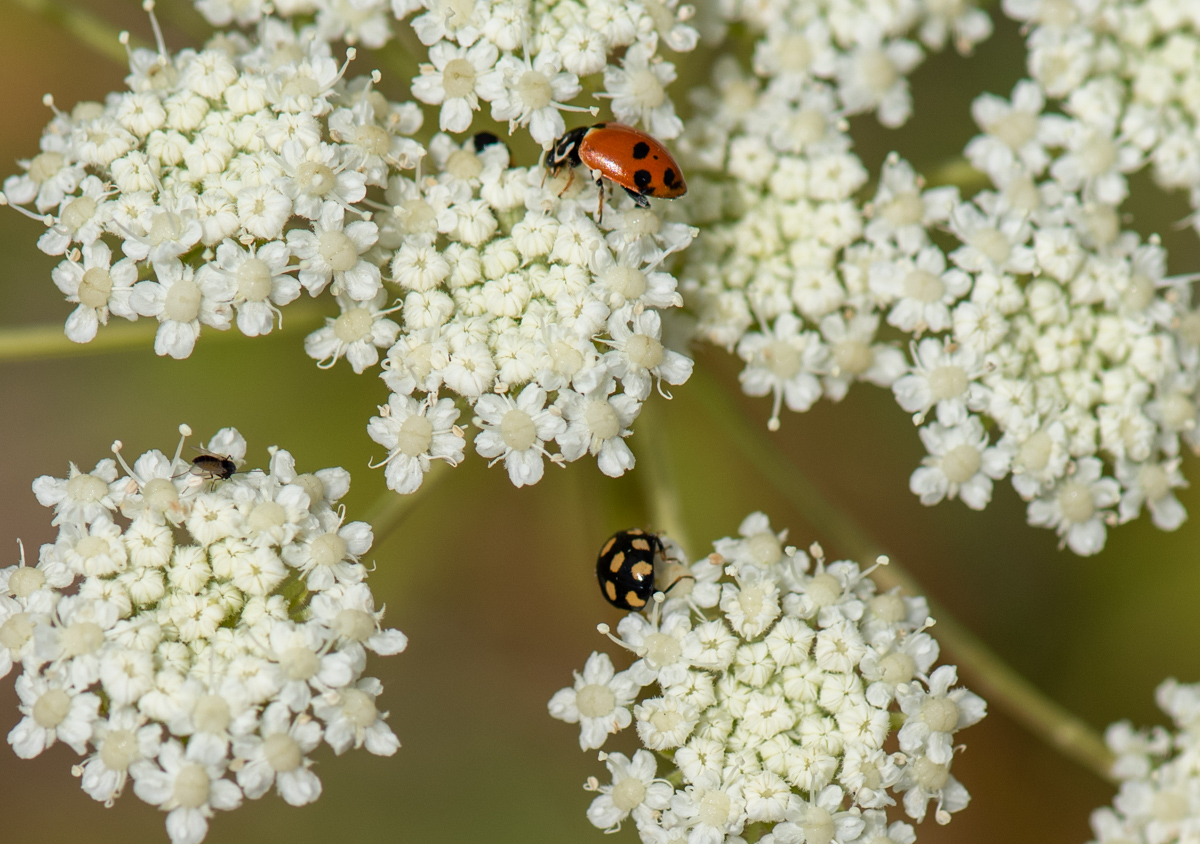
0 2 1198 842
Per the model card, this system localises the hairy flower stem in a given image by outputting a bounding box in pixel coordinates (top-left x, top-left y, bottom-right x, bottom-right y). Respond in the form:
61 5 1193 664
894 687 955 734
9 0 139 64
633 397 691 554
689 365 1117 783
0 303 327 361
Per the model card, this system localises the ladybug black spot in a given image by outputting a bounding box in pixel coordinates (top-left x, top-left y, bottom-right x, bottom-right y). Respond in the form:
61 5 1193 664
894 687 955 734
632 141 651 160
663 168 677 187
633 169 653 191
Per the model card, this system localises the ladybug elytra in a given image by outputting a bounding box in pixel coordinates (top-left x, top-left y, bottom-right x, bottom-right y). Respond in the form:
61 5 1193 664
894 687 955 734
596 528 693 611
544 123 686 220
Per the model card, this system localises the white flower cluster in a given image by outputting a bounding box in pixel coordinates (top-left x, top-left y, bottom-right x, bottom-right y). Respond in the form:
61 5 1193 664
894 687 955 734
2 21 418 355
191 0 698 144
1004 0 1200 227
194 0 700 107
4 2 701 492
677 0 1200 555
1088 678 1200 844
364 133 696 490
550 513 986 844
0 426 405 844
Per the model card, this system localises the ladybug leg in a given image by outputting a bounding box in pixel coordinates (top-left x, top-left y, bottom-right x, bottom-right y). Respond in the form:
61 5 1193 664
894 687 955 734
596 175 605 223
622 186 652 208
553 166 576 198
659 573 696 598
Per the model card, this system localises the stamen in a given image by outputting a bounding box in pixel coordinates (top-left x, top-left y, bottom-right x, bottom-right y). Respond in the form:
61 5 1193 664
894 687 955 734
0 193 54 226
110 440 145 485
42 94 64 117
173 424 192 464
142 1 169 61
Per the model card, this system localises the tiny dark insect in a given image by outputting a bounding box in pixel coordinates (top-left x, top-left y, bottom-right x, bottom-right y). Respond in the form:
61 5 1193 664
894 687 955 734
544 123 687 221
177 451 238 481
472 131 502 152
595 529 692 611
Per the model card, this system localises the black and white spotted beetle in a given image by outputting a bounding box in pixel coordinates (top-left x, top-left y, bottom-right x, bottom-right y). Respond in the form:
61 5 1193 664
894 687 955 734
596 529 692 611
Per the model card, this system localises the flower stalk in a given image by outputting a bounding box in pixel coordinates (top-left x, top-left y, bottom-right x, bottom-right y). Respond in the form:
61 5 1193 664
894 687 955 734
8 0 137 63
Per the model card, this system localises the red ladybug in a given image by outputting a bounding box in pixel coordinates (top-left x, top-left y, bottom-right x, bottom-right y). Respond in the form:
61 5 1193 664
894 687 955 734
544 123 686 220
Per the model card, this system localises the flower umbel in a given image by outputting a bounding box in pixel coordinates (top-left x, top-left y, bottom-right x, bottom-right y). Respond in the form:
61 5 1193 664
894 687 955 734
550 513 986 843
2 426 405 844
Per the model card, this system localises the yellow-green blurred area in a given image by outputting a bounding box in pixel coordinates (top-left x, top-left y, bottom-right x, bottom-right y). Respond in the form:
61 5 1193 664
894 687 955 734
1 2 1199 843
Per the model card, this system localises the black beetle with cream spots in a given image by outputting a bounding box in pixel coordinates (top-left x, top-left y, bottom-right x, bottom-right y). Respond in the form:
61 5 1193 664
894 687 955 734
596 528 667 611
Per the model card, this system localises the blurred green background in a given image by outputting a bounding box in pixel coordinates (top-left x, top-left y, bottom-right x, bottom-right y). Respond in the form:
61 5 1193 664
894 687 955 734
1 2 1198 842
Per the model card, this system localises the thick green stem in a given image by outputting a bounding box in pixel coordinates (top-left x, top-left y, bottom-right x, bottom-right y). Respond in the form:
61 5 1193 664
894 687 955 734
633 397 691 552
6 0 138 64
0 303 327 362
689 365 1117 783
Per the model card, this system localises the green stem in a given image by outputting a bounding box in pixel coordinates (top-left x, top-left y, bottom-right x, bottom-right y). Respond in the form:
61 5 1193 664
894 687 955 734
634 397 691 552
6 0 139 64
362 460 451 546
923 156 991 191
689 365 1117 783
0 302 328 362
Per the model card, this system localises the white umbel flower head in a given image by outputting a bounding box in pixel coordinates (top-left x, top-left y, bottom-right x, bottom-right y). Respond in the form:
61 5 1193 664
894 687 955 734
3 426 405 844
552 513 985 844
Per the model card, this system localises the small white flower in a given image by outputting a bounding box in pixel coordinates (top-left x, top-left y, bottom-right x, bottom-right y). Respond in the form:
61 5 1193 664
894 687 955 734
896 665 987 765
548 652 639 751
836 37 924 127
893 337 989 426
479 52 582 146
314 678 400 756
602 43 683 139
276 141 367 220
669 772 748 841
555 381 640 478
368 394 465 493
304 293 400 373
737 313 829 431
233 702 323 806
411 40 499 133
910 417 1012 510
33 459 120 527
130 735 242 844
605 309 694 402
78 707 163 806
1027 457 1121 556
776 784 865 844
634 694 698 750
473 384 566 487
586 749 674 831
50 241 138 343
130 259 234 360
287 202 380 299
8 670 100 758
1115 459 1188 531
201 239 300 338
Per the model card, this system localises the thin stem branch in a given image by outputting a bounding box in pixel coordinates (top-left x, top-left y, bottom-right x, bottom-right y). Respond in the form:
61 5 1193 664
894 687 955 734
0 303 328 362
6 0 139 65
689 365 1117 783
923 156 991 191
362 460 451 547
634 397 691 552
